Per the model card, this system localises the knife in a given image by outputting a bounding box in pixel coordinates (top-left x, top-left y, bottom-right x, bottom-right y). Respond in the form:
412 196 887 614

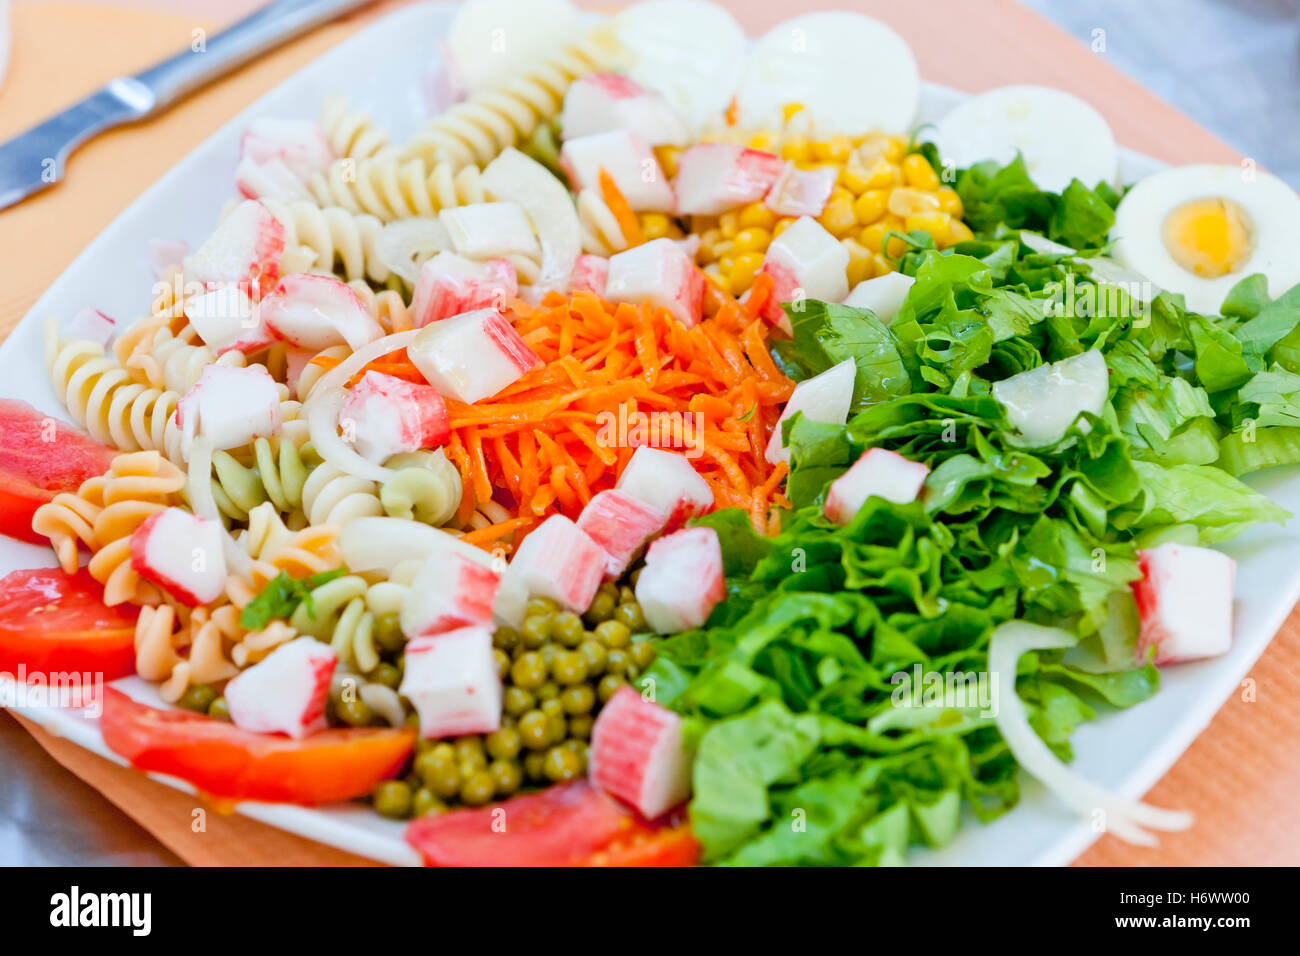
0 0 376 212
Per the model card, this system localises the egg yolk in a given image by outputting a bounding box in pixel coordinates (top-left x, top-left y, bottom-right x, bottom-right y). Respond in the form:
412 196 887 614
1162 197 1254 278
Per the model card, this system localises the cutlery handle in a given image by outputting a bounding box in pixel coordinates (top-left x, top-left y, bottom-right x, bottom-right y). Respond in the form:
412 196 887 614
131 0 374 111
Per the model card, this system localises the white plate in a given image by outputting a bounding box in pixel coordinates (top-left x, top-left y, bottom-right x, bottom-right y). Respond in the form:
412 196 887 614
2 1 1296 868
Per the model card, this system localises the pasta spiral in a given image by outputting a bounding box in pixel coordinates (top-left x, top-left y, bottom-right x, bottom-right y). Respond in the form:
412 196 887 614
399 31 620 168
304 154 488 224
45 318 185 458
347 282 415 334
249 197 390 284
235 501 343 587
210 435 314 523
320 93 390 161
379 450 463 527
120 321 247 394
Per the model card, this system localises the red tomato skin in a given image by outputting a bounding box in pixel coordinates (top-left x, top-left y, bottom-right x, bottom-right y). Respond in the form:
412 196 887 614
0 567 137 679
0 400 115 545
100 688 416 805
405 780 698 866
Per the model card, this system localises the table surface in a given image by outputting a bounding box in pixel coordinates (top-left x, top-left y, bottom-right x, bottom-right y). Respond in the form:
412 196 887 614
1 0 1298 867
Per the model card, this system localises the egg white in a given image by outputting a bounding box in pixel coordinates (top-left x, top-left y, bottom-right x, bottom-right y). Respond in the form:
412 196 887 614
1111 164 1300 316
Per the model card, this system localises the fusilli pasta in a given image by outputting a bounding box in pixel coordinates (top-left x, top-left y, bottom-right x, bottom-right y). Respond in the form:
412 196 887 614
320 93 391 161
254 197 391 284
304 154 489 223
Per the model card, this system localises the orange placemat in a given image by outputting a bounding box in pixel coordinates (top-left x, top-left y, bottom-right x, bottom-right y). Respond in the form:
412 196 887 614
1 0 1296 867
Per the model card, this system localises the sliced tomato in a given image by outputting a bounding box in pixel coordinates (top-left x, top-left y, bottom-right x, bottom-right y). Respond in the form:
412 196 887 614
0 399 116 544
0 567 137 679
405 780 699 866
101 688 416 805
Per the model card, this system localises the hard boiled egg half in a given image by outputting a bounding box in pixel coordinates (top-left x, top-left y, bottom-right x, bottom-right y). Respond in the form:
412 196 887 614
1112 165 1300 315
929 85 1118 193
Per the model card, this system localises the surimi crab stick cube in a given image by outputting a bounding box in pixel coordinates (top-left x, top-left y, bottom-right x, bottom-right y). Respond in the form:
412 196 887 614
604 238 705 329
561 73 689 147
235 155 312 203
338 371 450 465
764 358 856 466
635 526 725 633
560 129 676 212
1132 543 1236 665
399 626 503 738
754 216 849 330
615 446 714 528
440 202 541 261
577 489 669 578
569 254 609 297
184 285 275 356
148 238 189 279
765 162 837 218
411 252 518 327
182 199 285 296
260 273 384 351
240 117 333 180
407 307 541 404
176 364 281 455
508 514 607 614
824 448 929 525
589 685 691 820
673 144 784 216
224 636 336 739
67 308 115 348
129 507 227 606
399 549 501 638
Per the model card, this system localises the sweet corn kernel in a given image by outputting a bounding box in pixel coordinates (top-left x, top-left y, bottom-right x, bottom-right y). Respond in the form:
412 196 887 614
888 187 942 218
859 222 887 254
829 185 854 205
843 239 876 286
852 189 887 225
902 153 941 191
639 213 673 241
782 103 806 123
812 135 854 163
773 217 796 238
732 227 772 253
654 146 681 179
719 211 740 239
819 197 858 238
738 203 778 230
881 213 906 232
862 157 901 190
780 135 812 164
839 164 873 194
748 132 777 152
948 219 975 244
729 253 764 296
936 186 964 218
718 255 736 275
905 210 953 245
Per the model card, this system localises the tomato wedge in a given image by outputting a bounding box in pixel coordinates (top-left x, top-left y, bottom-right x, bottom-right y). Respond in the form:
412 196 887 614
405 780 699 866
0 567 137 679
100 688 416 805
0 399 116 545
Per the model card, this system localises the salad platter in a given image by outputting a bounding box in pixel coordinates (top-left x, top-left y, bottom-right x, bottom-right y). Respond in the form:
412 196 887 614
2 0 1300 867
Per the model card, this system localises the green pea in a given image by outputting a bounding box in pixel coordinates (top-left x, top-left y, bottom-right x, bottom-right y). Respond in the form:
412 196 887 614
518 710 552 751
206 696 231 721
540 698 565 720
412 787 445 817
429 742 456 763
597 674 626 703
595 620 631 648
374 613 405 652
526 596 561 618
567 714 594 740
428 762 462 799
455 735 486 765
485 726 522 760
550 651 589 685
178 683 216 713
373 780 412 819
578 639 608 676
584 591 617 625
414 748 451 787
614 602 647 632
336 696 375 727
546 714 567 745
630 640 658 670
524 751 547 782
543 745 583 782
489 760 522 796
561 684 595 715
552 611 585 647
618 585 636 605
605 648 631 676
538 643 560 666
371 662 402 689
597 580 619 599
494 648 511 679
503 686 536 716
511 652 548 689
492 626 520 652
535 680 560 701
460 771 497 806
521 614 552 648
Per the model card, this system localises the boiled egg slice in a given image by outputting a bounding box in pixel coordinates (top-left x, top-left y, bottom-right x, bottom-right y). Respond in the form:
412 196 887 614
612 0 747 135
930 85 1118 193
735 12 920 137
1112 164 1300 316
445 0 582 97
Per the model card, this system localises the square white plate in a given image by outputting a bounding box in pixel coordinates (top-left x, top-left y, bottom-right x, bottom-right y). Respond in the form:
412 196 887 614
2 1 1297 867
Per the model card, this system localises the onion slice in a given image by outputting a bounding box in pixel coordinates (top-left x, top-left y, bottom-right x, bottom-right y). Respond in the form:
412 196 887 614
988 620 1193 846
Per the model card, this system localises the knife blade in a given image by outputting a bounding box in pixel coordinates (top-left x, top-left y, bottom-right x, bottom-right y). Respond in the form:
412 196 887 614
0 0 374 212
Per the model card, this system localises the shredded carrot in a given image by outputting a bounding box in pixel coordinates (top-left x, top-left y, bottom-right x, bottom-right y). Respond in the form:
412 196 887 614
458 516 536 548
598 168 643 247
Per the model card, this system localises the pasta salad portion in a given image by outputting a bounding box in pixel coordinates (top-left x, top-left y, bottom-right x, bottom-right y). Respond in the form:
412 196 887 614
3 0 1300 867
